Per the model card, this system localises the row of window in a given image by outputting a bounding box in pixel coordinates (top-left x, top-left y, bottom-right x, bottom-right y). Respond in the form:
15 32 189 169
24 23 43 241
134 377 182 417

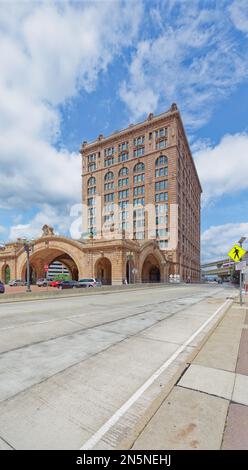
89 203 168 216
91 179 167 195
87 153 168 172
102 186 168 203
88 156 168 185
100 129 167 157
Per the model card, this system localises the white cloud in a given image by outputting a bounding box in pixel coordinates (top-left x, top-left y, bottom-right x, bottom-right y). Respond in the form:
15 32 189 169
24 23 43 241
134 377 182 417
201 222 248 261
229 0 248 35
194 132 248 204
0 0 142 218
0 225 6 234
120 1 248 127
9 204 75 241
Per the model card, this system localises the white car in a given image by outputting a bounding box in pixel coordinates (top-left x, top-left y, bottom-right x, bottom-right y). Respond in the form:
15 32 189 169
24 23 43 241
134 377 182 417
78 278 102 288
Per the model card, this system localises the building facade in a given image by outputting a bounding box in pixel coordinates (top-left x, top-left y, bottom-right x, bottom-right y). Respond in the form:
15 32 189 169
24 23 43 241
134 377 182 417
0 104 201 285
81 103 201 281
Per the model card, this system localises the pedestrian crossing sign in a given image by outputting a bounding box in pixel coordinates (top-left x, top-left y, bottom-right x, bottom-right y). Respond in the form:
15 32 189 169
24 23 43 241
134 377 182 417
228 244 247 262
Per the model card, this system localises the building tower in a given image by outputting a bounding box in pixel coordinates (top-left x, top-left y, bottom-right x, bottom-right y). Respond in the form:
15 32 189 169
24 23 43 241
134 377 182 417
80 103 202 281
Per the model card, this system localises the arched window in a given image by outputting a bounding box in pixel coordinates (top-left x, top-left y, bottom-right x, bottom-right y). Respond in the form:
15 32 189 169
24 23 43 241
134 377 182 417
104 171 114 181
88 176 96 186
134 162 145 173
155 155 168 167
119 167 129 177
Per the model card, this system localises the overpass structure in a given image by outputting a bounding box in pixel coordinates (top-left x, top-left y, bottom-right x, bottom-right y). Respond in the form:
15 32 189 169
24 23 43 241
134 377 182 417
201 254 248 280
201 258 235 280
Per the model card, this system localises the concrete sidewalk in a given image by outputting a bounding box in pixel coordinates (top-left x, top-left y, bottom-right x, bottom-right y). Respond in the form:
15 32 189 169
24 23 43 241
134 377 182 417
132 296 248 450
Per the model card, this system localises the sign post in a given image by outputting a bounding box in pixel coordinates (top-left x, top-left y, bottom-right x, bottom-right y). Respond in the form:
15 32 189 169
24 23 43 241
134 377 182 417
44 264 49 291
228 243 247 306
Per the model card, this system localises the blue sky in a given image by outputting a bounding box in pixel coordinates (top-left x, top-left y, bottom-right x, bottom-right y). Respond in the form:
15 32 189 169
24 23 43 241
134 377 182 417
0 0 248 261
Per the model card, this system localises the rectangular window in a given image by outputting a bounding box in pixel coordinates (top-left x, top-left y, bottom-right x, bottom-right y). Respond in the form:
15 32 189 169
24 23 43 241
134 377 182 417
118 178 129 188
119 211 129 221
87 197 96 206
104 147 115 156
118 152 129 162
134 208 145 218
133 219 145 228
88 163 96 172
149 132 153 140
155 192 168 202
133 197 145 206
134 231 145 239
155 167 168 178
104 214 114 223
118 142 128 152
155 203 168 214
88 153 96 162
118 200 129 209
104 193 114 202
104 157 114 167
156 140 166 150
134 174 145 184
155 128 167 138
88 217 96 225
155 180 168 191
118 222 129 230
118 189 129 200
87 186 96 195
88 207 96 216
156 215 168 225
134 185 145 196
104 182 114 191
133 147 145 157
133 135 145 146
156 228 168 238
104 203 114 213
159 240 168 249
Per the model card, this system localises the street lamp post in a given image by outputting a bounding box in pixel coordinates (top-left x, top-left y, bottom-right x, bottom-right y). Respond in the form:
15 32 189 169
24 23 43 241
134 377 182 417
238 237 246 306
22 239 35 293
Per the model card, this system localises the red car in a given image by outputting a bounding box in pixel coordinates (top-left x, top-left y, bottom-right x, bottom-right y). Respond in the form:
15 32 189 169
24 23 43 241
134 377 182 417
50 280 61 287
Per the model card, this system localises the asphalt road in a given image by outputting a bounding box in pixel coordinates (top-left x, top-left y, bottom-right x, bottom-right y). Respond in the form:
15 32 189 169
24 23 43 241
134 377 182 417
0 284 236 450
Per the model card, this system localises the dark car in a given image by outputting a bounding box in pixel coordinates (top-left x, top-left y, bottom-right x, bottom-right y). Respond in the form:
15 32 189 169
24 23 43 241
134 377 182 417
56 280 78 290
0 281 5 294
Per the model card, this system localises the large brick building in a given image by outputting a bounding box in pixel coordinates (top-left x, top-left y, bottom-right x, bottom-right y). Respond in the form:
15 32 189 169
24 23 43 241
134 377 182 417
0 104 201 285
81 103 201 281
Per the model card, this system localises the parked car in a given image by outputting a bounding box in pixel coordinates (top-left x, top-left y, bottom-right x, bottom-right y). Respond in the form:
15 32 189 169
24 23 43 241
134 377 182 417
50 280 61 287
56 280 79 290
36 278 50 287
0 281 5 293
77 278 102 288
9 279 25 286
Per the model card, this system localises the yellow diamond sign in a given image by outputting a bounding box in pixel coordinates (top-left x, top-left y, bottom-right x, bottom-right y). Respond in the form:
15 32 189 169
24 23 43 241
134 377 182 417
228 244 247 263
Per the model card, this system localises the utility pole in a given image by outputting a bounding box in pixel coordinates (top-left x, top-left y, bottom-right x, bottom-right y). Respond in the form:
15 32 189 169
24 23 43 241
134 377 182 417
238 237 246 306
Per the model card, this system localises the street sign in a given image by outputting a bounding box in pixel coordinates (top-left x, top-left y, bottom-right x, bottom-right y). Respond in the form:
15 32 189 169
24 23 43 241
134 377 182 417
235 261 247 271
228 244 247 262
44 264 49 272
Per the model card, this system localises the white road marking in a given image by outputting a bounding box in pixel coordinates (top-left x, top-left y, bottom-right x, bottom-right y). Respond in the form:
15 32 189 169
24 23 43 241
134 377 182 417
80 298 232 450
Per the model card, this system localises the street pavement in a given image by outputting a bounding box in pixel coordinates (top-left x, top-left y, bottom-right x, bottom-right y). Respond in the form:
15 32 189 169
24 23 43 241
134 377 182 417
0 284 238 450
132 295 248 450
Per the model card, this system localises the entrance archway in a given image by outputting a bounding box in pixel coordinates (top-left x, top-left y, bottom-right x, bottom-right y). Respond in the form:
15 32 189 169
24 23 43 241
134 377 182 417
1 264 10 284
95 257 112 285
20 248 80 282
141 254 161 283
